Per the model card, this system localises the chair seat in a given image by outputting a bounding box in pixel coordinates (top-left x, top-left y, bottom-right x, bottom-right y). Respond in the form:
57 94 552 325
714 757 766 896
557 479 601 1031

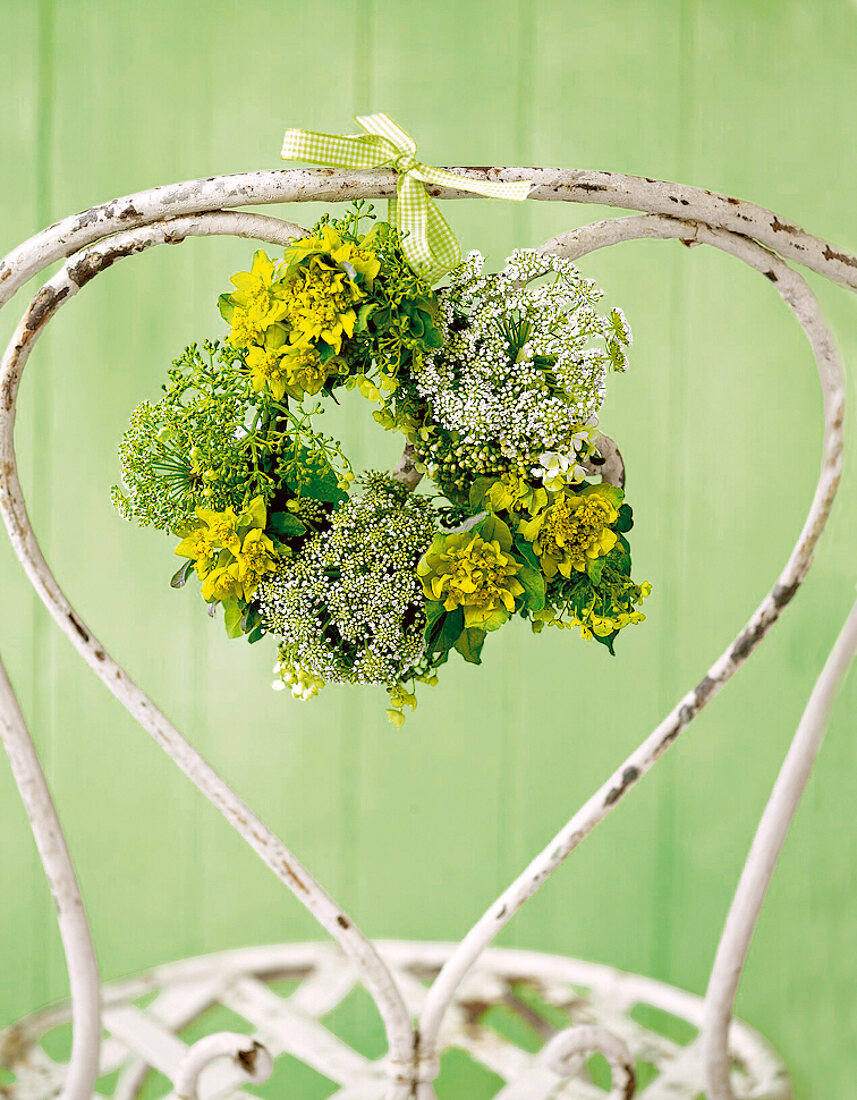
0 941 791 1099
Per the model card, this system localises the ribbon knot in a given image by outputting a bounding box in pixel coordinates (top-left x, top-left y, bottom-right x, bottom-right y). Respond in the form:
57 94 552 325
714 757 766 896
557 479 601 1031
393 150 417 175
280 113 532 284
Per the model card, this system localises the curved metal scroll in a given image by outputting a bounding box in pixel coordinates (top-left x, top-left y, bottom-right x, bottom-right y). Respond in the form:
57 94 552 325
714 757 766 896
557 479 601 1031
0 168 855 1100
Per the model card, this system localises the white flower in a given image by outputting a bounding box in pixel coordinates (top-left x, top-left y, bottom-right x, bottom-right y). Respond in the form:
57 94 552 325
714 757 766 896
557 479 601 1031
534 450 588 490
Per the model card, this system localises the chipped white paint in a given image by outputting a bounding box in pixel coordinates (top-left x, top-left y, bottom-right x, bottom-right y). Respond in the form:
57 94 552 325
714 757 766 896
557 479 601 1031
0 942 793 1100
0 660 101 1100
0 169 855 1099
174 1033 273 1100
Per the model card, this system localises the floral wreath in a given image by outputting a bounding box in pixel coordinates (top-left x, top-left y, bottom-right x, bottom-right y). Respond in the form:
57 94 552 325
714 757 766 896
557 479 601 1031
114 124 649 725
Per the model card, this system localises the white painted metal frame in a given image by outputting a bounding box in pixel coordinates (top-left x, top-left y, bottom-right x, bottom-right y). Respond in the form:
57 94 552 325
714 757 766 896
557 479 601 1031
0 167 855 1100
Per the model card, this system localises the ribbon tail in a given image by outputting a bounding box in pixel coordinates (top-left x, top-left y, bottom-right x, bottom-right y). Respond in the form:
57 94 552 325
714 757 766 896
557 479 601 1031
393 173 436 282
418 164 532 202
423 200 462 283
281 128 393 170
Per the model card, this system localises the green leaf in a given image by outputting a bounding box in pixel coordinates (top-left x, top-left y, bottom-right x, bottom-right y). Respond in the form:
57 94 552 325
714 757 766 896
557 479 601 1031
610 533 632 576
593 629 618 655
587 556 605 585
170 560 194 589
241 606 263 634
356 302 378 332
437 608 465 652
513 534 540 571
217 293 235 324
223 598 245 639
516 565 545 612
316 340 336 364
468 477 494 512
268 511 306 538
247 625 266 644
283 446 348 504
477 511 513 550
454 628 486 665
422 318 444 349
582 482 624 509
481 606 511 632
424 599 446 638
425 606 464 657
616 504 634 533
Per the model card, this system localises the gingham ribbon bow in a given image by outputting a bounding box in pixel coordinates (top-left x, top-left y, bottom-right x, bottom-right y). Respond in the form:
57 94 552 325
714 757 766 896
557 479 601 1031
281 113 532 284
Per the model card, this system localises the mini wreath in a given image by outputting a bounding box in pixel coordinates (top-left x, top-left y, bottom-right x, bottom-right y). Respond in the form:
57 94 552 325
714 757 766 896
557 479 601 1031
113 203 649 724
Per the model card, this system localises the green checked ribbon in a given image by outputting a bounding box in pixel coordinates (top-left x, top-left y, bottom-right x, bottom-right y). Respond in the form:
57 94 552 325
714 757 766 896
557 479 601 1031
281 113 532 285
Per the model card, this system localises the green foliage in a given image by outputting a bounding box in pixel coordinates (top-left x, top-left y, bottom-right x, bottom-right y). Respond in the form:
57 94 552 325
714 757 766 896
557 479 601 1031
113 208 648 721
112 339 352 533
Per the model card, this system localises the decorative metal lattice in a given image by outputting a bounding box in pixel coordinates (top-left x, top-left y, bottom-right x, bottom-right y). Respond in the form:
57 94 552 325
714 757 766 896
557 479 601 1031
1 166 856 1100
0 943 792 1100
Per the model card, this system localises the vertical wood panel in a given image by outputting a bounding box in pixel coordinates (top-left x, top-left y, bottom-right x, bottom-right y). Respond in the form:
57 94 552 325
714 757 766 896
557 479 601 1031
0 2 856 1096
0 0 46 1025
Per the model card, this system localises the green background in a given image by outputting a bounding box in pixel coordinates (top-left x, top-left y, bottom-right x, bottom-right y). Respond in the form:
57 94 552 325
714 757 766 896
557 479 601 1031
2 1 857 1096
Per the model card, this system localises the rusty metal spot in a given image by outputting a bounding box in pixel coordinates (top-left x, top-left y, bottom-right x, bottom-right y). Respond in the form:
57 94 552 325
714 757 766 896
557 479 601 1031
695 675 716 704
576 182 608 193
822 243 857 270
236 1043 261 1073
770 216 798 235
336 914 350 930
604 765 640 806
657 722 681 754
281 859 309 894
731 621 764 662
25 285 69 332
68 241 151 288
763 270 778 282
67 612 89 644
459 999 492 1028
94 649 106 662
726 196 740 205
1 375 15 413
772 580 799 609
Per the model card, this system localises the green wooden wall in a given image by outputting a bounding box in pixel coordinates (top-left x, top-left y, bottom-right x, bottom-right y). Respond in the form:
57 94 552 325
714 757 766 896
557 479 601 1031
2 1 857 1096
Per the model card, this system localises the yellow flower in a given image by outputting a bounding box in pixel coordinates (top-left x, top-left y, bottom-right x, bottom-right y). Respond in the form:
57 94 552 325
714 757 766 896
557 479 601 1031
227 305 264 350
417 529 524 631
282 256 362 352
328 233 381 283
174 529 217 578
235 527 277 600
519 484 620 579
194 504 241 554
284 225 381 284
174 496 277 605
280 344 330 398
245 325 290 400
225 250 289 347
201 563 240 602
